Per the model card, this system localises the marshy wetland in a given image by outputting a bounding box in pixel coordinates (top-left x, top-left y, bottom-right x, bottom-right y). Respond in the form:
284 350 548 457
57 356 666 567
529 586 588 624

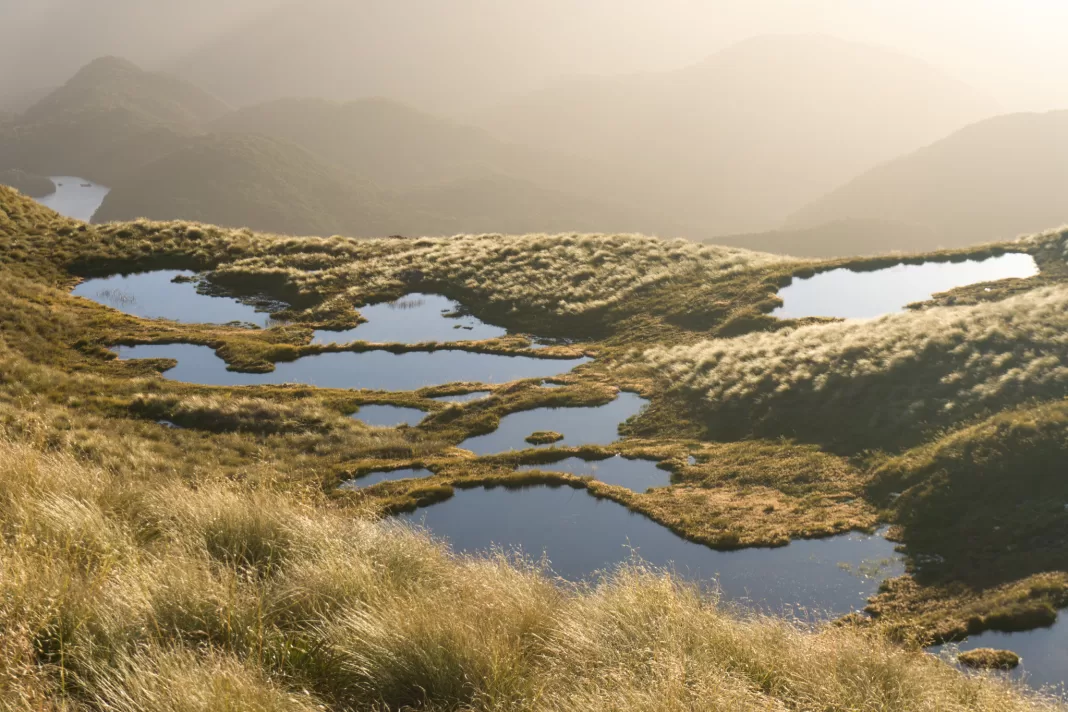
3 187 1068 704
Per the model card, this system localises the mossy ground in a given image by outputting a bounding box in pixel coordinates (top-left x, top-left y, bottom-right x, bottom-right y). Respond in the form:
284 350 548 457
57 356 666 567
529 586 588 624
3 185 1068 666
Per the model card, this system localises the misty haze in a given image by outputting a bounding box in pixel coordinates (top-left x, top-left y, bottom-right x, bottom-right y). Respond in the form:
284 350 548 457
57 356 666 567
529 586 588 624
2 2 1068 709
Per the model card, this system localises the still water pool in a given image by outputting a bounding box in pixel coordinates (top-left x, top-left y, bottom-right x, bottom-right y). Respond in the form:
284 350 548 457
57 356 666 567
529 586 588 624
401 485 904 617
112 344 590 391
353 405 426 427
314 293 508 344
342 467 433 489
773 253 1039 320
517 455 671 492
460 392 648 455
74 270 273 325
37 177 110 222
929 617 1068 694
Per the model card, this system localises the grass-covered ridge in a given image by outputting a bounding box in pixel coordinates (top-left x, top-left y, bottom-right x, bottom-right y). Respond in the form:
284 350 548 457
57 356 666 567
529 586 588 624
644 237 1068 449
0 434 1055 711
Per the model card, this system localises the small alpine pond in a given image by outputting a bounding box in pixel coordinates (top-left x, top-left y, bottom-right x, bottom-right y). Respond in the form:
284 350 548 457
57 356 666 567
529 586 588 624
111 344 591 391
928 617 1068 695
517 455 671 492
341 467 433 489
74 270 275 325
314 293 508 345
352 405 427 427
773 253 1039 320
401 485 905 617
460 392 648 456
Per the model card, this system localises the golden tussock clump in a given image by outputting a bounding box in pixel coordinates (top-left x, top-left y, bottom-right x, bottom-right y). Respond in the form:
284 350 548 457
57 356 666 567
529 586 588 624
644 282 1068 444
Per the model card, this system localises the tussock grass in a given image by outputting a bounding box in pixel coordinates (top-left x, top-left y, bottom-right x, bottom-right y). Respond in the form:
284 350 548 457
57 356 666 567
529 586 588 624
130 393 344 434
645 277 1068 448
0 434 1055 710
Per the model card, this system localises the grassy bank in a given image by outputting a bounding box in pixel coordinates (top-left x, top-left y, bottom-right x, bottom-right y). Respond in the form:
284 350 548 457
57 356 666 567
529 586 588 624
0 433 1055 711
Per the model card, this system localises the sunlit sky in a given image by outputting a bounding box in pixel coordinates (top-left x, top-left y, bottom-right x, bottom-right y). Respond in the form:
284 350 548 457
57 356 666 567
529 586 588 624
3 0 1068 111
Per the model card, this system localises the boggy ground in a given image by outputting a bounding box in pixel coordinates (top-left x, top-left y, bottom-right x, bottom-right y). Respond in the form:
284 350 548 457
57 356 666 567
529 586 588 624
3 184 1068 677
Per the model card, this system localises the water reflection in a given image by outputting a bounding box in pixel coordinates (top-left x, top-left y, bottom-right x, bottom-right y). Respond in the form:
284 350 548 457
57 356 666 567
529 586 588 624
432 391 491 404
460 392 648 455
773 253 1039 320
353 405 426 427
112 343 590 391
74 270 274 325
342 467 432 489
314 293 507 344
517 455 671 492
929 618 1068 694
402 485 905 617
37 176 110 222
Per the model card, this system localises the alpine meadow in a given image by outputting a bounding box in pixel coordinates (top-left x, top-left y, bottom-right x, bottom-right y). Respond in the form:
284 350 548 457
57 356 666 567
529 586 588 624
2 2 1068 710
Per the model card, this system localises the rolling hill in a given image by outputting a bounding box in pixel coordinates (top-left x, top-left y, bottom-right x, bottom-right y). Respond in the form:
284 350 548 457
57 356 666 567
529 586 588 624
0 57 225 184
94 132 686 238
92 133 401 236
209 97 536 189
477 34 997 235
787 111 1068 247
702 219 940 258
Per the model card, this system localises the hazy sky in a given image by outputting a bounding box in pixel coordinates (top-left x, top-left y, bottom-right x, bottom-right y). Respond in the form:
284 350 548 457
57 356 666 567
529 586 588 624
2 0 1067 111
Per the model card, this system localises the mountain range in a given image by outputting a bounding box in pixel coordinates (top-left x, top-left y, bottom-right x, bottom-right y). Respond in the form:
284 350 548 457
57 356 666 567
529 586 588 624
2 40 1065 254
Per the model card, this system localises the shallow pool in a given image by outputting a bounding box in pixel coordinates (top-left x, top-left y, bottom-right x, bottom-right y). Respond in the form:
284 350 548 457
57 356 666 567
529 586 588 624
432 391 492 404
341 467 433 489
314 293 508 344
112 344 591 392
772 253 1039 320
353 405 426 427
460 392 648 456
74 270 274 325
929 617 1068 694
401 485 905 617
517 455 671 492
37 176 110 222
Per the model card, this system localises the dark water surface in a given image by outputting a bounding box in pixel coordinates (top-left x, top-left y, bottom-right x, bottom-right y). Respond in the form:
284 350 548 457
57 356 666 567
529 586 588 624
401 485 905 617
928 618 1068 694
342 467 433 489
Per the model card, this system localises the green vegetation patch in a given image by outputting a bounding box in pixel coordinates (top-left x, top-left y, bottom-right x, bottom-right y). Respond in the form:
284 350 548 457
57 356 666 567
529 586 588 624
525 430 564 445
958 648 1022 670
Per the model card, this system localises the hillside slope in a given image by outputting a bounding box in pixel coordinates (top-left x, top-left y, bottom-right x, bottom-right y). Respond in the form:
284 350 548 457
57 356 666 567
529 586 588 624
94 132 687 237
703 219 940 258
0 57 225 184
211 97 531 189
93 133 402 236
478 35 997 235
787 111 1068 247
